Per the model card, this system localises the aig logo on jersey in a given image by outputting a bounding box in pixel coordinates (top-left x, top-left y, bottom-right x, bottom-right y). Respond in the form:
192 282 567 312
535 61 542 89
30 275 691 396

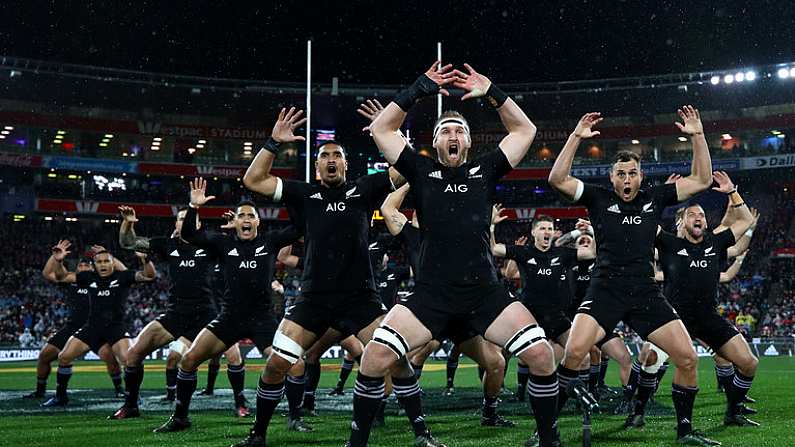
179 260 196 268
97 290 111 296
444 184 468 193
326 202 346 212
690 259 708 268
622 216 642 225
239 260 257 269
537 268 552 275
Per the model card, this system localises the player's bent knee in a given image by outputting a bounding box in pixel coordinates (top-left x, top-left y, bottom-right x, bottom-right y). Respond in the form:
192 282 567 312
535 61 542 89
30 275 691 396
505 324 546 357
371 325 409 359
271 331 305 365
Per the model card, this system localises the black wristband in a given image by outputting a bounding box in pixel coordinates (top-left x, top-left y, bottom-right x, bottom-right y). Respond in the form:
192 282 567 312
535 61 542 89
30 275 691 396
394 74 440 111
484 83 508 108
263 137 281 155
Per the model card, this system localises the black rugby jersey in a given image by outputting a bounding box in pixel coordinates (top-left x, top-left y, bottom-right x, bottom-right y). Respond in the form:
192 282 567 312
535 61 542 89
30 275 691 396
149 236 214 305
75 269 137 324
276 173 393 293
182 206 299 313
377 265 411 308
394 147 512 285
574 183 678 280
656 229 735 310
58 282 92 324
209 263 227 311
570 259 595 306
397 224 421 273
505 245 578 313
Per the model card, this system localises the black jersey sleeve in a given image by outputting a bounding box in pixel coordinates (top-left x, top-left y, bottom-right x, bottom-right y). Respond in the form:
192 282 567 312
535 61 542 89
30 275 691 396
75 271 92 287
574 182 610 208
357 172 394 210
148 236 170 258
481 148 514 181
393 146 425 185
655 229 678 251
713 228 737 252
562 247 579 267
119 269 138 285
181 206 228 257
652 182 679 209
278 179 314 211
267 225 302 250
504 244 528 262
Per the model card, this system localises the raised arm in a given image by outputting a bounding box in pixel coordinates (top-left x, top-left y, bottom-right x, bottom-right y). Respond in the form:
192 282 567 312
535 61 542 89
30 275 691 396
43 240 76 283
720 250 747 283
452 63 536 167
489 204 508 257
277 245 301 269
711 171 754 241
548 113 603 200
370 61 455 164
673 106 712 201
381 183 410 236
243 108 307 197
182 177 217 247
118 206 151 252
134 251 157 282
728 208 758 257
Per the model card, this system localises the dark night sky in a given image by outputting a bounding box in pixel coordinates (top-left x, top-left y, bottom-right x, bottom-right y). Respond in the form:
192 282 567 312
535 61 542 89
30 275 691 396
1 1 794 84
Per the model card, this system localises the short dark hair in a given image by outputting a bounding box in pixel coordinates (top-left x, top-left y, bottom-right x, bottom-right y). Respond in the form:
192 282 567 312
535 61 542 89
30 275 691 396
317 140 346 157
614 150 641 165
236 200 257 211
93 250 111 259
532 215 555 229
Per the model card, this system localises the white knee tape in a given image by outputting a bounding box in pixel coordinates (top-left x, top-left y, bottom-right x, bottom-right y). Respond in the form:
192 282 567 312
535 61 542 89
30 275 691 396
641 343 669 374
271 331 304 365
372 325 409 359
505 324 547 356
168 340 187 356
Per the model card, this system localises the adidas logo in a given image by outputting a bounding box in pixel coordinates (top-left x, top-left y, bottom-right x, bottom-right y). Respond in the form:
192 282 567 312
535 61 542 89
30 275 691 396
228 248 239 256
677 249 689 256
428 170 442 179
528 258 537 265
309 192 323 200
89 282 98 288
607 204 621 213
169 250 180 257
642 202 654 213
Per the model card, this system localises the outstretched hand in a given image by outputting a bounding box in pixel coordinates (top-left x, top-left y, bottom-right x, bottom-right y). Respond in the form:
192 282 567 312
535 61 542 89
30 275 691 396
357 99 386 132
271 107 307 143
52 240 72 262
711 171 735 193
118 205 138 223
451 63 492 100
220 210 236 229
675 105 703 135
573 113 603 139
422 60 456 96
189 177 216 207
492 203 508 225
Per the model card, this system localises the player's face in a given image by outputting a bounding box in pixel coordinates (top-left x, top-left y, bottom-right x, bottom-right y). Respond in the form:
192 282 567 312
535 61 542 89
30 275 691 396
76 262 92 273
315 144 347 187
434 124 470 167
684 206 707 239
235 205 260 240
532 221 555 249
93 253 114 277
609 160 643 202
576 234 593 250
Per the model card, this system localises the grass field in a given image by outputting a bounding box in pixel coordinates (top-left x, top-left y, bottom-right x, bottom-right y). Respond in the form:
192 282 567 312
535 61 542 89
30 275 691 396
0 356 793 447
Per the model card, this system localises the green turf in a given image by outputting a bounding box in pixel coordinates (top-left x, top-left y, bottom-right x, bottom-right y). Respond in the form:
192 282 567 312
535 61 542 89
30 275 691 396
0 357 793 446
